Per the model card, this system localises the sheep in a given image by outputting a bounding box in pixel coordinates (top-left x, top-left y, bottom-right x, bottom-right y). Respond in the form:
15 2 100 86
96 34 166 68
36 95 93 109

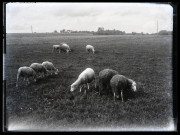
70 68 96 95
98 69 118 95
86 45 95 54
42 61 59 75
30 63 48 78
52 45 61 53
110 74 137 102
16 66 36 87
60 43 71 53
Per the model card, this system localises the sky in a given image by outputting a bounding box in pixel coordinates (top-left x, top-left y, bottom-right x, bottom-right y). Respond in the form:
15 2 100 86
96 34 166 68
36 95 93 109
6 3 173 34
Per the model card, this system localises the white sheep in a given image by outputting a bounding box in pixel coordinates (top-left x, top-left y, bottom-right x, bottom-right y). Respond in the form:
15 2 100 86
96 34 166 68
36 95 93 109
70 68 96 95
42 61 59 75
98 69 118 95
52 45 61 53
16 66 37 87
60 43 71 53
86 45 95 54
110 74 137 102
30 63 48 78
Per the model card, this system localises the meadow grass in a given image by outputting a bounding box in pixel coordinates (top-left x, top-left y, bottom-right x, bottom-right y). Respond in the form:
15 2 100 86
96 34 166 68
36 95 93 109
5 34 173 131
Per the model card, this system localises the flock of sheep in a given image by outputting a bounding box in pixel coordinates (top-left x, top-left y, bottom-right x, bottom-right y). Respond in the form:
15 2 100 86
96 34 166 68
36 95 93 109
52 43 95 54
16 61 59 87
16 43 137 102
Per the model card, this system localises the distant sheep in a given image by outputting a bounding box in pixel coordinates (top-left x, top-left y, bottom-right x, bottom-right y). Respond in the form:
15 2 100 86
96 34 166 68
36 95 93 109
70 68 96 95
86 45 95 54
16 66 36 87
110 74 137 102
52 45 61 53
98 69 118 95
60 43 71 53
30 63 48 78
42 61 59 75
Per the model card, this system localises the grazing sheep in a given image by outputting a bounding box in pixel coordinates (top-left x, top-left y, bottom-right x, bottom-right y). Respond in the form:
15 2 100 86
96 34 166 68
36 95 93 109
30 63 48 78
70 68 96 95
52 45 61 53
60 43 71 53
110 74 137 102
42 61 59 75
98 69 118 95
86 45 95 54
16 66 36 87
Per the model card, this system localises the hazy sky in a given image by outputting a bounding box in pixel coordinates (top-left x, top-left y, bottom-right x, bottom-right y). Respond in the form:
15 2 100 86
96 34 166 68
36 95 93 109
6 3 173 33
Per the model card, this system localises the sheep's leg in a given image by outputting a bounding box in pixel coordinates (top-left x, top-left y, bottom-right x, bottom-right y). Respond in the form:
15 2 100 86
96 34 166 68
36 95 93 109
94 79 96 88
42 73 44 78
26 78 29 85
113 92 116 103
79 86 82 92
87 83 89 90
84 89 87 96
34 76 37 82
39 73 41 78
51 69 53 75
98 80 102 95
121 90 124 102
46 70 49 76
16 73 20 87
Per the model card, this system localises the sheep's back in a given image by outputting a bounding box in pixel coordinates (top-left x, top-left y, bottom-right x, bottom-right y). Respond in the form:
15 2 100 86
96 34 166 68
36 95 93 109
79 68 95 83
19 67 34 77
42 62 54 70
110 75 130 90
99 69 118 83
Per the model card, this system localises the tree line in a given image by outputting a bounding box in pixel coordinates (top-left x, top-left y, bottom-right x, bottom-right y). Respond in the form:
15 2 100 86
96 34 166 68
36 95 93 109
53 27 172 35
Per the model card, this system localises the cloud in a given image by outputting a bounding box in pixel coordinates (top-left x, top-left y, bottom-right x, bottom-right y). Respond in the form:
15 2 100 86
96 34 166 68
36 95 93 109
6 3 173 33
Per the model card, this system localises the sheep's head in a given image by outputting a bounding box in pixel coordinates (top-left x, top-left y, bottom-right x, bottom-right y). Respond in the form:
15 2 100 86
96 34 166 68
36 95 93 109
70 84 78 92
55 69 59 75
131 81 137 92
128 79 137 92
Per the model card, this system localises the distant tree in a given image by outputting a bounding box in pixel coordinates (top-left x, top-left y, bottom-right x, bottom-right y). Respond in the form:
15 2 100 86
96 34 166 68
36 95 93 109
95 27 125 35
167 31 172 35
97 27 104 34
60 29 66 33
158 30 168 35
54 30 58 33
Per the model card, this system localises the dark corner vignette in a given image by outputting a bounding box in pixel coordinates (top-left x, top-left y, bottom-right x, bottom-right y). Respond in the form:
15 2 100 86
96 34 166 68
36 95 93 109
3 81 7 132
3 2 7 54
2 2 7 132
2 2 175 132
171 2 178 132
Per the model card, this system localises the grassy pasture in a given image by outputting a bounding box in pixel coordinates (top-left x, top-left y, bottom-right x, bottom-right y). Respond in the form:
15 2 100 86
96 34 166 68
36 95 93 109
5 33 173 131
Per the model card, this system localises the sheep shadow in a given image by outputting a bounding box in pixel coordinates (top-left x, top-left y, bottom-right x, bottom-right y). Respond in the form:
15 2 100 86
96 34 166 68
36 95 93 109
33 74 60 85
95 83 147 102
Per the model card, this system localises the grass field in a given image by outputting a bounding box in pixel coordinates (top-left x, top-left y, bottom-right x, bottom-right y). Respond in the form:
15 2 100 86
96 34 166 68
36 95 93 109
4 33 173 131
